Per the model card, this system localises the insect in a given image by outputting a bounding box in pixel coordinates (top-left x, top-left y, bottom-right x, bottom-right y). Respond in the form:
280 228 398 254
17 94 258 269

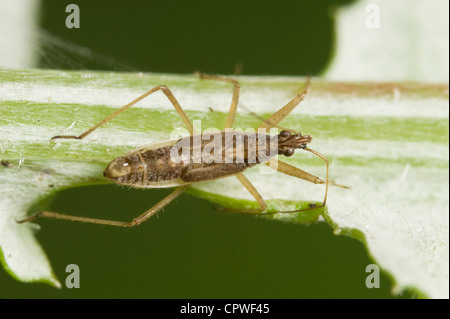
17 73 346 227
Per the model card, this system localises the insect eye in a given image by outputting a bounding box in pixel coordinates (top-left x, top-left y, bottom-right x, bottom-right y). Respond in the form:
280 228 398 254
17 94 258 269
284 148 295 157
279 130 291 138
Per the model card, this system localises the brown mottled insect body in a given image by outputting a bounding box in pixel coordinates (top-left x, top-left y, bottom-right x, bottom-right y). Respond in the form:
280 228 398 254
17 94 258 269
17 74 347 228
104 130 301 188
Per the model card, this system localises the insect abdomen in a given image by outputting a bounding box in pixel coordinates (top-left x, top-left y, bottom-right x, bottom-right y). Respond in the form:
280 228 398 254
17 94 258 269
116 131 277 188
139 145 251 184
141 146 185 182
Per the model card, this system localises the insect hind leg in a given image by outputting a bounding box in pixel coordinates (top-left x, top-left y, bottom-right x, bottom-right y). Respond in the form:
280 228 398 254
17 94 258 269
51 85 194 141
16 186 190 227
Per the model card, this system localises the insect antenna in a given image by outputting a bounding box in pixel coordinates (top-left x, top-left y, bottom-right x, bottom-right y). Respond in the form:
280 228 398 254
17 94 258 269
303 147 329 207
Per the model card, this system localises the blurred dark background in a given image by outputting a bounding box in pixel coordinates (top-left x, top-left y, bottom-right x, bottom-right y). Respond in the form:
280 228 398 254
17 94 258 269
38 0 351 75
0 0 412 298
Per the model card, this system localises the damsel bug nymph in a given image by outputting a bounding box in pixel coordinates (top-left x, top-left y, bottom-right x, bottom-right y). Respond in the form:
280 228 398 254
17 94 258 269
17 74 346 227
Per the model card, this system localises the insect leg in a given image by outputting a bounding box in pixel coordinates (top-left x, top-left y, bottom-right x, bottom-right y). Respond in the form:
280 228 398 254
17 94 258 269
266 158 326 186
16 185 190 227
267 155 348 208
215 173 267 214
266 156 328 207
257 78 310 130
51 85 193 141
196 72 240 129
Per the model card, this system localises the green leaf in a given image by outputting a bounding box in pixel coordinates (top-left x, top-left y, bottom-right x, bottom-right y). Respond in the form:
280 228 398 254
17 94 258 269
0 68 448 298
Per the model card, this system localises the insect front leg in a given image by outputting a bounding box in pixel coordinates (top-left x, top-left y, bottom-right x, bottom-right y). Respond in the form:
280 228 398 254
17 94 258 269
257 78 310 130
266 156 348 209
